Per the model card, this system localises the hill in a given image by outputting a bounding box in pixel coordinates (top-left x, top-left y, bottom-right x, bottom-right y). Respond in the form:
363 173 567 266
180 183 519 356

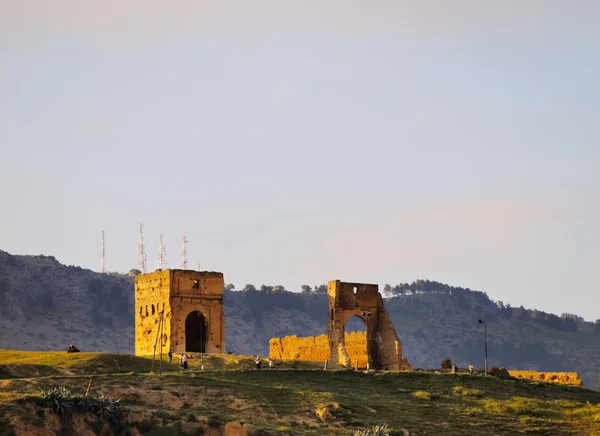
0 249 599 389
0 250 133 353
1 351 600 435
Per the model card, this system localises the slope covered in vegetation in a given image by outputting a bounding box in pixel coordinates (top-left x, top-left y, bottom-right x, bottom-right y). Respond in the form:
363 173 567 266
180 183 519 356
0 351 599 435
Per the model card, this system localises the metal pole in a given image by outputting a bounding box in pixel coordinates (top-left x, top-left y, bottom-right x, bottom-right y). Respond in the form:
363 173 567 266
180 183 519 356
200 312 204 371
159 312 164 375
484 323 488 376
151 314 161 373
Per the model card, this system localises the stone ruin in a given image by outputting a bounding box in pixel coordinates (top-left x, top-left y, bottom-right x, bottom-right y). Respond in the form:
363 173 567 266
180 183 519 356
507 370 583 386
132 271 584 383
134 271 410 370
134 269 225 356
271 279 411 370
270 332 369 368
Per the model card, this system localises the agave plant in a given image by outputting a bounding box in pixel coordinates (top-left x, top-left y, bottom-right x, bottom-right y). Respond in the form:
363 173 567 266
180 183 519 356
353 424 391 436
39 387 124 424
93 395 125 424
40 387 75 418
76 395 96 413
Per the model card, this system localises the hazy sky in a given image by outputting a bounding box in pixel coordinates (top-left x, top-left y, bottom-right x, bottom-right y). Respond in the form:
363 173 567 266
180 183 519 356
1 1 599 320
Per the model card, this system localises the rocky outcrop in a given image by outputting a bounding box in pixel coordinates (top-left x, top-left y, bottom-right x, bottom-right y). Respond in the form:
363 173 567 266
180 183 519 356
223 421 257 436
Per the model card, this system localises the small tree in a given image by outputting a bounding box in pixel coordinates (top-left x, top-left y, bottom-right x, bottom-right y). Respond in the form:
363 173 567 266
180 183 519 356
313 284 327 294
243 284 256 292
383 284 392 297
301 285 312 293
128 269 142 276
260 285 273 294
224 283 235 290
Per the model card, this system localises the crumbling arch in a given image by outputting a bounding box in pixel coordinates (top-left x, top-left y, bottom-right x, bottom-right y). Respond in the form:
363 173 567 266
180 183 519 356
327 280 410 370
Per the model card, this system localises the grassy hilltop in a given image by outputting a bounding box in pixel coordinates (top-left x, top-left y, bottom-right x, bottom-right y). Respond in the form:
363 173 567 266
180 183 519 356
1 249 600 387
1 351 600 435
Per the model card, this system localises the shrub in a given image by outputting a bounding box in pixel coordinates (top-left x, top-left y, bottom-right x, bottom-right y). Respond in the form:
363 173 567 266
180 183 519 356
39 387 124 424
94 395 124 424
353 424 391 436
40 387 74 418
452 386 482 398
483 397 545 417
412 391 432 401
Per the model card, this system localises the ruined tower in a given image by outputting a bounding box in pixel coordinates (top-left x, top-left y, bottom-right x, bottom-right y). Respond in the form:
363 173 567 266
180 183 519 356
327 280 410 370
134 269 225 356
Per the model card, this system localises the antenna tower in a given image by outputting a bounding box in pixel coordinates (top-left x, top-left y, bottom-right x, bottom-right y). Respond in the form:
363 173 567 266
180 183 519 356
181 236 188 269
158 233 167 269
101 231 106 273
138 223 147 273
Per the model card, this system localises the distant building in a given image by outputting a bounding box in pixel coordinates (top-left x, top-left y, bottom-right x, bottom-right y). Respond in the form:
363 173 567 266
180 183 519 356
134 269 225 355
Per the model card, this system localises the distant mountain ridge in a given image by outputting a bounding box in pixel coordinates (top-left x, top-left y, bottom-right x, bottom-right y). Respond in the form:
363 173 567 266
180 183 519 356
0 249 598 389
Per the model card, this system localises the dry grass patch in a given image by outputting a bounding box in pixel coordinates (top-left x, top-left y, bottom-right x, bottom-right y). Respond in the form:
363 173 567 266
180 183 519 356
412 391 432 401
452 385 483 398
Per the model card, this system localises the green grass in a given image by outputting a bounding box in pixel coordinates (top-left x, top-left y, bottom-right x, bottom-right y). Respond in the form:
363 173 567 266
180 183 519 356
0 350 187 380
0 351 599 435
183 353 338 371
452 385 483 398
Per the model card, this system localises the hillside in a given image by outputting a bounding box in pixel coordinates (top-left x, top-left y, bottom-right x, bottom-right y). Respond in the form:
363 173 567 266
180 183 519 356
1 352 600 435
0 249 599 389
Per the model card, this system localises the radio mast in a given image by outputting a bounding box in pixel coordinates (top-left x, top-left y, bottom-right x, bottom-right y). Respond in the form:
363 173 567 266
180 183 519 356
181 236 188 269
157 233 167 269
138 223 147 273
101 231 106 273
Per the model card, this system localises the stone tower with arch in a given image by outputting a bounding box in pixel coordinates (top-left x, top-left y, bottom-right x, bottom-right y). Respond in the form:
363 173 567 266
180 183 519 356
327 279 410 370
134 269 225 356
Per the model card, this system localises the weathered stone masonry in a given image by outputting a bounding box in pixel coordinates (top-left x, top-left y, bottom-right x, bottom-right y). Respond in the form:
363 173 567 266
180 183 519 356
270 332 369 368
134 269 225 356
327 280 410 370
508 370 582 386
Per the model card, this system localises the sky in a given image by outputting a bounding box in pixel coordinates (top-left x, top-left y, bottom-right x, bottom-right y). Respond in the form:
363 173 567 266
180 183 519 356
1 1 599 320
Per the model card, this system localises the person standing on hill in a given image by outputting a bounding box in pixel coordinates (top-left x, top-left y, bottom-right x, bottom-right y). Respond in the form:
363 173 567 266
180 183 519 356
255 356 261 369
181 353 188 369
168 350 173 363
268 358 274 369
468 363 474 374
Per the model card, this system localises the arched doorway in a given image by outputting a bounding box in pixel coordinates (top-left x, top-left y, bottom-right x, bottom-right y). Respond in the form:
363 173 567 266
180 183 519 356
185 311 207 353
344 316 368 369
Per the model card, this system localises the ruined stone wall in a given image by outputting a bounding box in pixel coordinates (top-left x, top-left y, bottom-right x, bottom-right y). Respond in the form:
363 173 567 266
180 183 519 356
327 279 410 370
508 370 583 386
343 332 368 368
376 295 411 370
135 270 225 356
135 270 172 356
269 332 368 368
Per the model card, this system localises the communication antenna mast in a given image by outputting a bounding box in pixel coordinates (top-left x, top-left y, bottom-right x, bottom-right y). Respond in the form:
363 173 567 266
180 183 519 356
157 233 167 269
181 236 188 269
138 223 147 273
101 231 106 273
